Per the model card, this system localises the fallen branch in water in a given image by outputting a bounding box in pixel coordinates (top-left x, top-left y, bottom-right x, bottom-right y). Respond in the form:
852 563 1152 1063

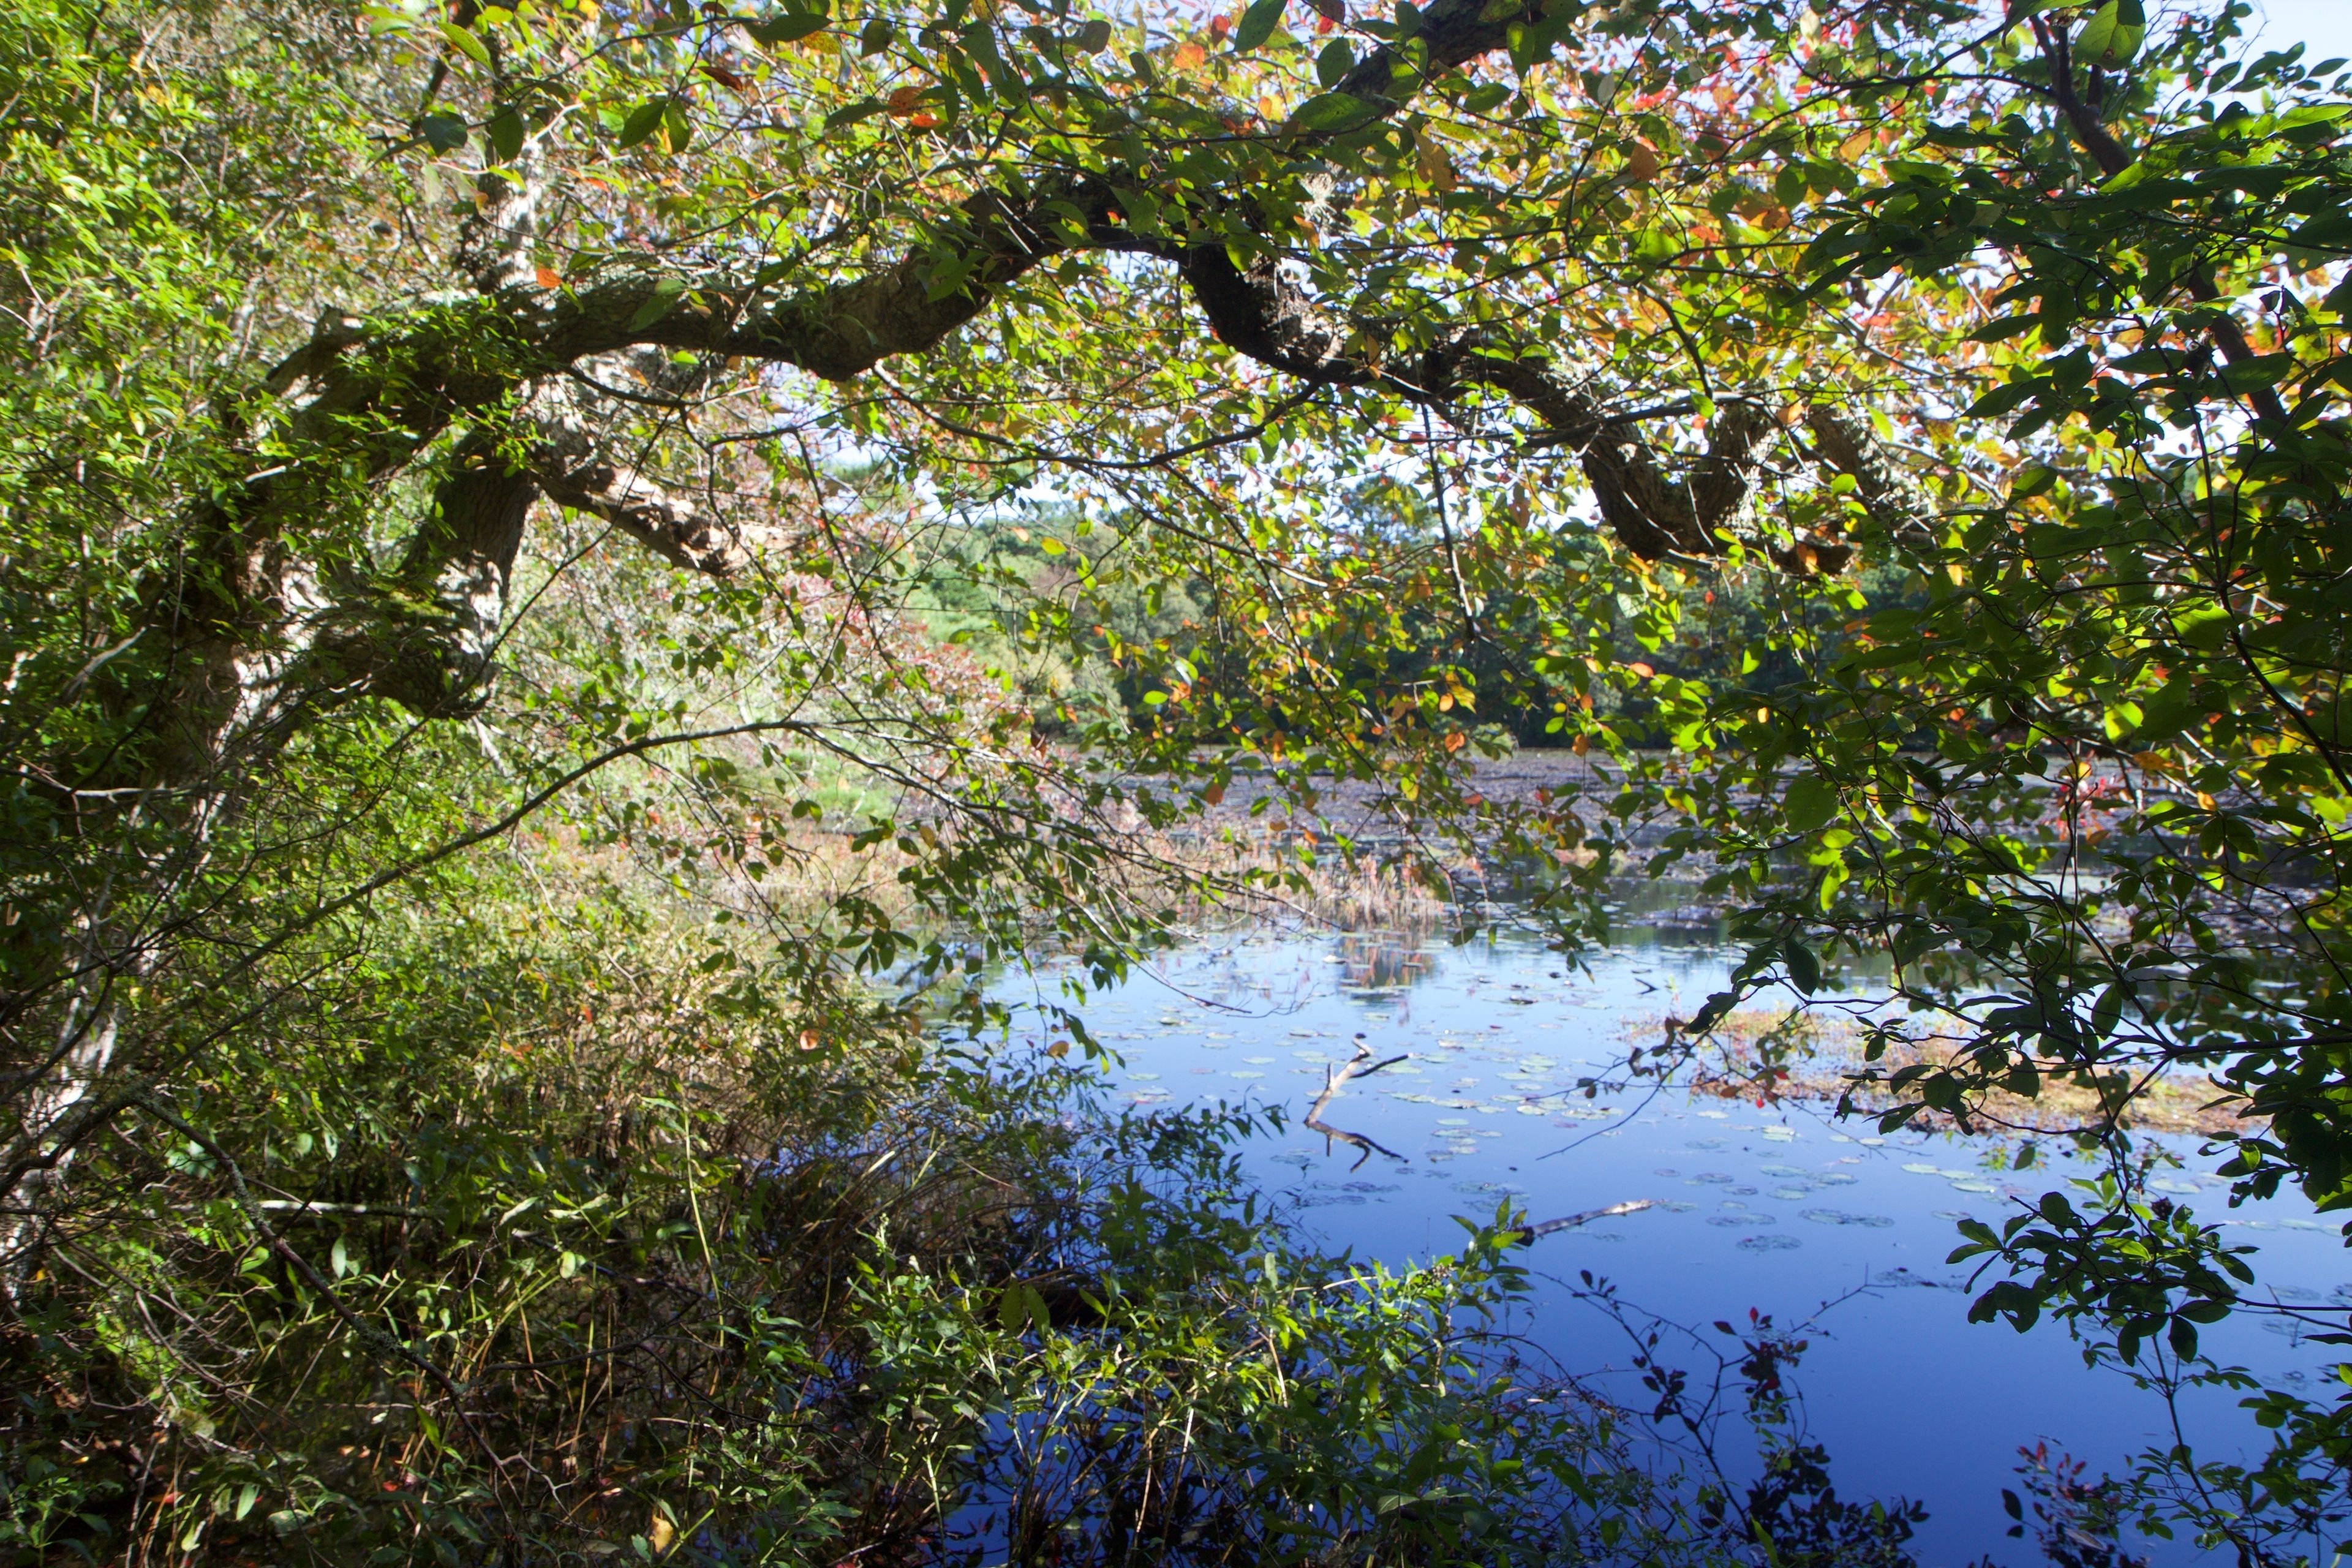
1305 1036 1411 1171
1512 1200 1655 1242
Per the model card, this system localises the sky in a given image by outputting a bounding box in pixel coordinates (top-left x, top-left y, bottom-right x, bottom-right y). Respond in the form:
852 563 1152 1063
2244 0 2352 65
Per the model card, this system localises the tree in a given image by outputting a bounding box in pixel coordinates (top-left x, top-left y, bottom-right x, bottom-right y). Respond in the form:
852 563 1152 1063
0 0 1939 1262
1608 10 2352 1558
9 0 2351 1558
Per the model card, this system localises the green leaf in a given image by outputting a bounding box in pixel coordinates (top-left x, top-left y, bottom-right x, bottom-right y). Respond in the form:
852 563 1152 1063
1283 91 1376 137
1784 773 1839 832
418 113 468 153
2075 0 2145 66
2287 210 2352 252
1317 37 1355 88
861 18 894 54
1967 379 2040 418
440 21 492 66
1784 940 1821 995
486 106 525 165
628 277 688 331
1235 0 1286 51
617 99 669 149
1077 18 1112 50
749 6 832 46
2175 603 2233 652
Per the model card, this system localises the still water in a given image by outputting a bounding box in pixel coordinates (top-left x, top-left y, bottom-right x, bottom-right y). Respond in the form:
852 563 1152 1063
991 924 2348 1566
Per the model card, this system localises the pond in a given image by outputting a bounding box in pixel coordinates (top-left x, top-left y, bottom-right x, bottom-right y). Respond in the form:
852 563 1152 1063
989 922 2350 1566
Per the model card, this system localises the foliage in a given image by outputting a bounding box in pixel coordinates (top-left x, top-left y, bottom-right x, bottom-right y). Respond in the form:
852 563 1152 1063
8 0 2352 1559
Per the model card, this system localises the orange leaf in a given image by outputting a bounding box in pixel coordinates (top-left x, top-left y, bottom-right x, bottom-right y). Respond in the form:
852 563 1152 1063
533 265 560 290
1174 40 1206 67
888 85 923 113
1443 731 1466 753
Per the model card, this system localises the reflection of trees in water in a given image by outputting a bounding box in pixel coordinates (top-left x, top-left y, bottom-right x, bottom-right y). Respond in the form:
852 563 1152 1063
1335 932 1434 992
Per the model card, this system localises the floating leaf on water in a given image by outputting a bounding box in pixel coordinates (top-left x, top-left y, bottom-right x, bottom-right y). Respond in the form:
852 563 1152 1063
1738 1234 1803 1251
1901 1163 1942 1175
1948 1179 1997 1194
1813 1171 1859 1185
1128 1072 1161 1081
1686 1139 1727 1151
1760 1164 1807 1177
1801 1208 1895 1227
1770 1187 1810 1200
1727 1186 1760 1197
1658 1200 1700 1212
1708 1213 1773 1227
1689 1172 1736 1184
1760 1126 1797 1142
1654 1168 1681 1178
1515 1104 1547 1115
1232 1071 1265 1080
1438 1117 1470 1126
1932 1208 1974 1220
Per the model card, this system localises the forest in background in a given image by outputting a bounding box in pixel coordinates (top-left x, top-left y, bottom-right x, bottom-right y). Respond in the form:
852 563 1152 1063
2 0 2350 1561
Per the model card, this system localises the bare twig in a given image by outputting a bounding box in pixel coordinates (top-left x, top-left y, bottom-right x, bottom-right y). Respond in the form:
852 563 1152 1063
1303 1036 1411 1171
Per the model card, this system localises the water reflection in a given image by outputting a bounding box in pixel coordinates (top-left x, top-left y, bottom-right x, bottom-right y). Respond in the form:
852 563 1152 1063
991 922 2348 1566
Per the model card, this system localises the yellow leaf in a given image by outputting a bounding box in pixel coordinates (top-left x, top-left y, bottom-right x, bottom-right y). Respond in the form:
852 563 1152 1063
1416 139 1457 191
